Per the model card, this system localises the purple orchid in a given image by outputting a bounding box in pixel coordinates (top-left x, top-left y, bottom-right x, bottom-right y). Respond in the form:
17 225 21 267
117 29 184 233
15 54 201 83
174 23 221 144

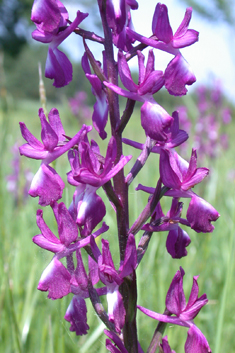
104 50 173 141
160 148 209 193
126 4 198 95
90 233 137 332
19 108 91 205
64 249 99 335
33 201 78 253
31 0 88 87
106 0 138 51
37 256 72 299
142 198 191 259
33 200 108 257
127 4 198 54
123 110 189 152
164 54 196 96
138 267 211 353
81 53 109 139
68 183 106 237
68 136 132 188
159 148 220 232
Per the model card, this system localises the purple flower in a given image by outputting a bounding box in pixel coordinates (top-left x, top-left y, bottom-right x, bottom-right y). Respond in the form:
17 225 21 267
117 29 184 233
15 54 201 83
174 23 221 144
123 110 189 152
127 4 198 55
64 295 89 335
69 183 106 237
64 249 97 336
33 201 78 253
186 195 220 233
142 198 191 258
19 108 91 205
165 54 196 96
126 4 198 95
138 267 211 353
68 136 132 187
37 257 72 299
106 0 138 51
31 0 88 87
105 50 173 141
160 148 209 193
105 50 164 102
90 233 137 332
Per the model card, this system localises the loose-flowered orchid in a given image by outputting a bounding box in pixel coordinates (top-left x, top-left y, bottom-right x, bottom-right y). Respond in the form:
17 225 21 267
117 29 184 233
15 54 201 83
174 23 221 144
68 183 106 237
126 3 198 95
68 136 132 188
19 108 92 205
90 233 137 332
104 50 173 141
138 268 212 353
106 0 138 51
142 198 191 258
31 0 88 87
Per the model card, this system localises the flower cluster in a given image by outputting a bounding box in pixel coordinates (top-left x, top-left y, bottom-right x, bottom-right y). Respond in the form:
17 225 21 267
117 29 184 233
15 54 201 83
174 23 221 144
18 0 220 352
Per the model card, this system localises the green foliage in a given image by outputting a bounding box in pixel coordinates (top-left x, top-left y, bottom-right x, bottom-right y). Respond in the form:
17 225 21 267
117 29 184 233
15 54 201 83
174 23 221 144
0 0 32 56
0 95 235 352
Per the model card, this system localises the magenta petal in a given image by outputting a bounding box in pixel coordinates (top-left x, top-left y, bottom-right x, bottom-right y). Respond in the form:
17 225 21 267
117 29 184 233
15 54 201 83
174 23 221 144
152 3 173 43
173 29 199 48
31 0 61 33
56 202 78 246
32 234 64 252
165 267 186 315
19 122 44 150
48 108 66 142
160 149 182 189
185 325 211 353
64 295 89 336
107 290 125 333
118 50 138 92
73 249 88 289
29 164 65 206
92 95 108 140
19 143 48 160
45 47 73 87
141 101 173 141
165 54 196 96
39 108 58 151
119 233 137 278
186 195 220 233
76 185 106 236
32 28 54 43
166 228 191 259
36 209 60 244
38 257 71 299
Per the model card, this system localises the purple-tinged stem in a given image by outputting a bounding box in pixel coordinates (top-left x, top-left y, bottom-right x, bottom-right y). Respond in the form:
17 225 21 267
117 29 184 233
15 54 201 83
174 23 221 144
147 321 168 353
117 98 136 134
98 1 137 351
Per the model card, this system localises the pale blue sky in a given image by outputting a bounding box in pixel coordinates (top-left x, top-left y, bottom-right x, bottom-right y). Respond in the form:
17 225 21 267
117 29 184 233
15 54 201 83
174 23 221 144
63 0 235 100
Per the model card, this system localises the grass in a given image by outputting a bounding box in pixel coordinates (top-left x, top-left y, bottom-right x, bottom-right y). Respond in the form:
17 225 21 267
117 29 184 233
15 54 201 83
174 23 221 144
0 95 235 352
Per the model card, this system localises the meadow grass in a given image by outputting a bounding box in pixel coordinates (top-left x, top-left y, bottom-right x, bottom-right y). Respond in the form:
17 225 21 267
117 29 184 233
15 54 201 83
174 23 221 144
0 97 235 352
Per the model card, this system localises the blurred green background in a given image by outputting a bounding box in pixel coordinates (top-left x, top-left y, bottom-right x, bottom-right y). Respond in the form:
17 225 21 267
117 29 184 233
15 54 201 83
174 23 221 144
1 0 235 352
